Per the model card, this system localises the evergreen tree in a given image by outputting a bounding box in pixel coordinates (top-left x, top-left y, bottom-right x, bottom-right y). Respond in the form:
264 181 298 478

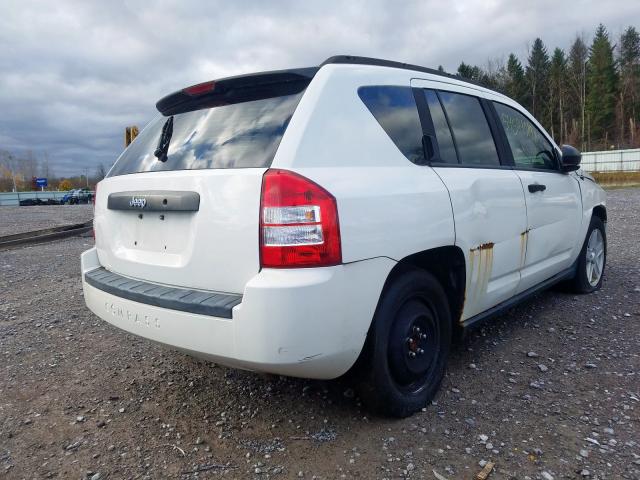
568 36 589 149
505 53 528 107
618 26 640 146
526 38 551 127
586 24 618 148
457 62 499 90
457 62 483 82
549 48 568 143
444 24 638 150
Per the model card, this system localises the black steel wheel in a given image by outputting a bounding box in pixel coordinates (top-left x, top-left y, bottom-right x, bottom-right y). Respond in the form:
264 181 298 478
356 269 451 417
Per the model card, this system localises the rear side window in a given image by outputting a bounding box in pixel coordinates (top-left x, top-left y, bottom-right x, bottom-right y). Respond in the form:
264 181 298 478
423 90 458 164
108 92 304 177
437 92 500 167
358 86 424 164
493 102 558 170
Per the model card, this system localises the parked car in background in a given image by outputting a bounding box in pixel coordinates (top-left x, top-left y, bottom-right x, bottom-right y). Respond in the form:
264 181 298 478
61 189 93 204
61 190 78 204
78 188 93 203
81 56 607 417
18 197 59 206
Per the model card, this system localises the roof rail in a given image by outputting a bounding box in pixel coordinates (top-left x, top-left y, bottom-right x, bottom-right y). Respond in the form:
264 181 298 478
320 55 488 90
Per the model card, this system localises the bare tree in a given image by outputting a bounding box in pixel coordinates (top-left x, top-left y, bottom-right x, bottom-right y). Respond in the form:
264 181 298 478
0 150 21 192
42 151 50 179
95 163 106 181
484 56 509 92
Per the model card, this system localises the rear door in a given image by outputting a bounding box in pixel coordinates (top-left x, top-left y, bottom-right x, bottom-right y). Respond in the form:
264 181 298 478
412 81 528 321
95 71 313 294
491 101 582 292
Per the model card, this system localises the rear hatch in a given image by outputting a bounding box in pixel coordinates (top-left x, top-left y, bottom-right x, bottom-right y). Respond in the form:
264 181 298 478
95 68 316 294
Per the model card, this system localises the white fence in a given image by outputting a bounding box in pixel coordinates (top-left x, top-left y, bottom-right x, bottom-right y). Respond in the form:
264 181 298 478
580 148 640 173
0 191 83 206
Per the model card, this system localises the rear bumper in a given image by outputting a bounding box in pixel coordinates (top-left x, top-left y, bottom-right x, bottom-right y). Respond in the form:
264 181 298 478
81 247 394 379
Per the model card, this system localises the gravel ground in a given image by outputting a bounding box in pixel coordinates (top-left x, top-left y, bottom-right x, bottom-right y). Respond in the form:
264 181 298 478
0 205 93 236
0 188 639 480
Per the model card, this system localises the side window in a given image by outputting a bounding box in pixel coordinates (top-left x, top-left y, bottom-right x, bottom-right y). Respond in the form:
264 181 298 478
358 86 424 164
493 102 558 170
423 90 458 164
438 91 500 166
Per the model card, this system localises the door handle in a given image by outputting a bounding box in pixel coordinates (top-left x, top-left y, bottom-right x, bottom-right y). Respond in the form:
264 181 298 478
528 183 546 193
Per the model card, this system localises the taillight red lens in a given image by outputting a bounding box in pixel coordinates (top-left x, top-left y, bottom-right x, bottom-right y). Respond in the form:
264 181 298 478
260 169 341 268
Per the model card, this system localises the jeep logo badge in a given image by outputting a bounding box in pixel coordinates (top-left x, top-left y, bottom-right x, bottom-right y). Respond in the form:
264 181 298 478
129 197 147 208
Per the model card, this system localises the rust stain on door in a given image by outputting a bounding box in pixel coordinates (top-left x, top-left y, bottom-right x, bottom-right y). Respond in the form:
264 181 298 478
467 242 495 314
519 228 530 268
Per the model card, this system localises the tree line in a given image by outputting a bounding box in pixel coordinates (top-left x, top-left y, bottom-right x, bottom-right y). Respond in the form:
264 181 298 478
450 24 640 152
0 149 106 192
2 23 638 192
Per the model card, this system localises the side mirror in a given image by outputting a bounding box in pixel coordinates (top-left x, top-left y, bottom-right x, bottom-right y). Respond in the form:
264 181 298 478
560 145 581 172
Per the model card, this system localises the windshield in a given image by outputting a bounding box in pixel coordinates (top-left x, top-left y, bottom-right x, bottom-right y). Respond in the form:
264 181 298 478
108 91 304 177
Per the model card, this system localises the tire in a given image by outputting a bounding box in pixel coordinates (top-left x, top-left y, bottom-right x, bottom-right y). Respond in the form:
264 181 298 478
565 215 606 293
356 269 451 417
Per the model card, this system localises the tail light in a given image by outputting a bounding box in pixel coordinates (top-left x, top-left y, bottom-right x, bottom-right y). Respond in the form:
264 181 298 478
260 169 341 268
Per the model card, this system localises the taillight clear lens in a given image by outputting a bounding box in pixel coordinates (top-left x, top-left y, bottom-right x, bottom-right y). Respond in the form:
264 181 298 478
263 205 321 224
260 169 341 268
263 225 324 246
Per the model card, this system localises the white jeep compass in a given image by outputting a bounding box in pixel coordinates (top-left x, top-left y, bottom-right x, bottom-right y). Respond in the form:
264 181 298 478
82 56 607 417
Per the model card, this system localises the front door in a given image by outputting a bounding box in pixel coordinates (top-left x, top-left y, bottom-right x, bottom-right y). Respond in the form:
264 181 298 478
491 101 582 293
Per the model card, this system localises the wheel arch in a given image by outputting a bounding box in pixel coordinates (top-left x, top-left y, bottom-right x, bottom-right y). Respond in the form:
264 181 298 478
383 246 467 336
592 204 607 223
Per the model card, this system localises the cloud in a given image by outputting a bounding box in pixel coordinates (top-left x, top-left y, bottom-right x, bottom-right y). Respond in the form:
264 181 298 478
1 0 638 177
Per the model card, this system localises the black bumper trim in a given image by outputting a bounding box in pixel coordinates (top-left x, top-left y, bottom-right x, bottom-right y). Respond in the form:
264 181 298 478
85 267 241 319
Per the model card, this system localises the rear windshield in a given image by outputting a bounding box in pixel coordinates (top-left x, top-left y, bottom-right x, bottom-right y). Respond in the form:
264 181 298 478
108 92 304 177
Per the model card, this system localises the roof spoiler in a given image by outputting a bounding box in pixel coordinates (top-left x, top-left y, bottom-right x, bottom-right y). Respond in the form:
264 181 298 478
156 67 318 116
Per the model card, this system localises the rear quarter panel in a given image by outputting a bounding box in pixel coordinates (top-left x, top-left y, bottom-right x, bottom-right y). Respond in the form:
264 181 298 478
273 65 455 263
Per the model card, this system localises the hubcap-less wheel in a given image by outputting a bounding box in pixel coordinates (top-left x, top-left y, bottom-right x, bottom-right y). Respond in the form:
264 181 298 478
356 270 451 417
585 229 605 287
387 299 440 391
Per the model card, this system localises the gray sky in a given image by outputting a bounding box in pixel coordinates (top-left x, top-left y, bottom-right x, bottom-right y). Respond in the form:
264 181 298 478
1 0 638 177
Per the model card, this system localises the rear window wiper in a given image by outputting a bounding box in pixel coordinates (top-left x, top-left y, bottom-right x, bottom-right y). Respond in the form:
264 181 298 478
154 116 174 162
